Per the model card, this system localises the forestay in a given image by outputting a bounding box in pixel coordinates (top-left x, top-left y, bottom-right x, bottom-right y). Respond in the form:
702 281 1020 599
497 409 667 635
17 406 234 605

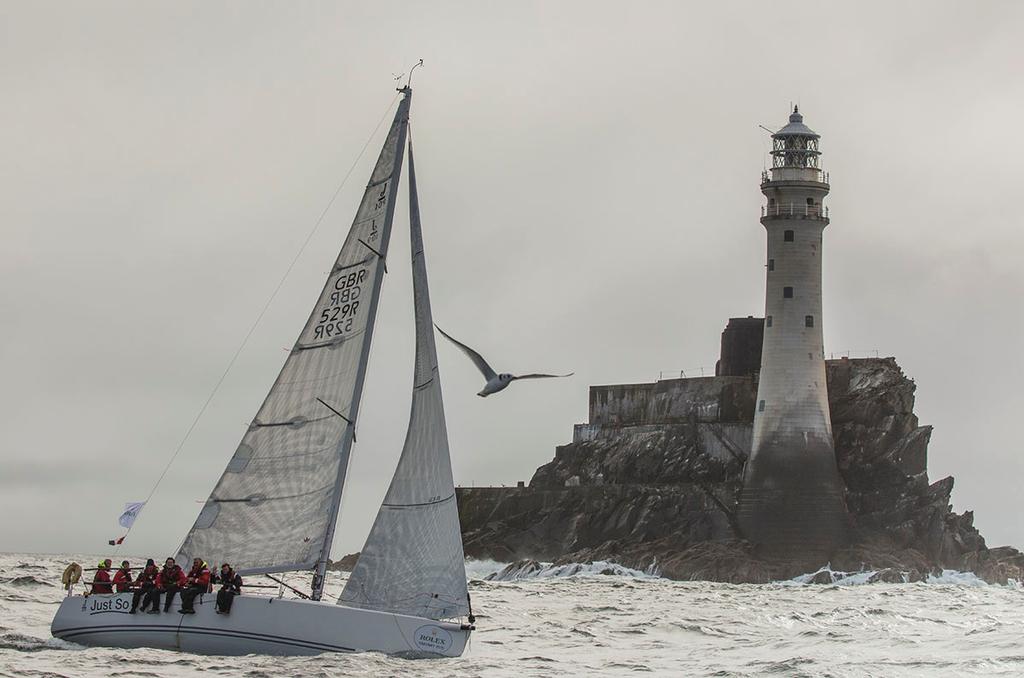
176 92 412 576
340 139 470 619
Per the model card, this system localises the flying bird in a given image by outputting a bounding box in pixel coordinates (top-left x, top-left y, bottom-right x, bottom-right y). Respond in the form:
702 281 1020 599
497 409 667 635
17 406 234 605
434 326 573 397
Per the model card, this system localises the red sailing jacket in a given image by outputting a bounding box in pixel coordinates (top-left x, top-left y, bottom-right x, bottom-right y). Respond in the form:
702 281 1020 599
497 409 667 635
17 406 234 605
156 565 186 590
187 564 211 590
91 568 113 594
136 564 159 587
112 568 132 593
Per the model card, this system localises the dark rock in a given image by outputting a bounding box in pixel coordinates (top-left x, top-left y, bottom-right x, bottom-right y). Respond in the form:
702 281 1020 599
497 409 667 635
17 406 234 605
326 552 359 572
550 539 775 583
807 570 834 585
867 568 904 583
457 357 1018 584
957 547 1024 585
483 559 544 581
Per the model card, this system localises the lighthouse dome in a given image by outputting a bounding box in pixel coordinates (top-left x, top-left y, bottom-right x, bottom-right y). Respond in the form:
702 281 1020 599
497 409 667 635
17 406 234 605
773 106 819 139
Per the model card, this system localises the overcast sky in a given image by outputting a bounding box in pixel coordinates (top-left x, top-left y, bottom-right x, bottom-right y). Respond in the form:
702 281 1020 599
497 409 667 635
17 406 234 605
3 1 1023 561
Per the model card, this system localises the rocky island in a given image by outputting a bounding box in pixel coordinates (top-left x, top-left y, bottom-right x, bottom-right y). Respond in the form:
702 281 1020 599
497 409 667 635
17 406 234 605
455 319 1024 584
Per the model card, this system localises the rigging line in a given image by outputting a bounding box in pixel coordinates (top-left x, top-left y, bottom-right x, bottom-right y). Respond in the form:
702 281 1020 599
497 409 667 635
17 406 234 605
315 397 356 442
117 91 404 550
264 573 311 600
357 238 387 273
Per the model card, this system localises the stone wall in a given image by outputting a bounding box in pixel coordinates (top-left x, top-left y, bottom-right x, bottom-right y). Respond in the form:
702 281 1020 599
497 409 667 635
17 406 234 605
587 375 755 427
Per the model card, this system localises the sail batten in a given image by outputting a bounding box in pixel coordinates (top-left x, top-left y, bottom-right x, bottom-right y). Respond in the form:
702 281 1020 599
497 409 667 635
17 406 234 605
175 91 412 580
339 137 470 620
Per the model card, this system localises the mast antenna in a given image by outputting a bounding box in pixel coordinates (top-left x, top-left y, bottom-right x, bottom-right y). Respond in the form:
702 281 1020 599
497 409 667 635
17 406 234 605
406 59 424 89
395 59 424 91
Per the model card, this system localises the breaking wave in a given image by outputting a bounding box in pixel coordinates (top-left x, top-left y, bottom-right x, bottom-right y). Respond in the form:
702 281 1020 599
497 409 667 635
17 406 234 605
480 559 658 582
785 565 879 586
785 564 1017 587
464 559 510 580
925 569 1009 586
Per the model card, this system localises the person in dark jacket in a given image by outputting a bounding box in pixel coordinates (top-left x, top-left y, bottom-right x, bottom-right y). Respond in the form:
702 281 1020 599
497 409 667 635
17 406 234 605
178 558 211 614
90 559 113 594
145 557 186 613
131 558 159 613
112 560 132 593
214 563 243 615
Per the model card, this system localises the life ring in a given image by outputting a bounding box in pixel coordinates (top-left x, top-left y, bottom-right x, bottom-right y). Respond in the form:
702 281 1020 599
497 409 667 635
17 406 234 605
61 562 83 590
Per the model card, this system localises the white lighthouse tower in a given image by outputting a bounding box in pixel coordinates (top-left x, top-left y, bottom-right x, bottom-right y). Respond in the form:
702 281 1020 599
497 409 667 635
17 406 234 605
737 107 848 560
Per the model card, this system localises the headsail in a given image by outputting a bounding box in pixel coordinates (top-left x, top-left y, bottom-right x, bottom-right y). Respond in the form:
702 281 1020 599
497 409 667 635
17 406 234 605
176 90 412 580
340 138 470 619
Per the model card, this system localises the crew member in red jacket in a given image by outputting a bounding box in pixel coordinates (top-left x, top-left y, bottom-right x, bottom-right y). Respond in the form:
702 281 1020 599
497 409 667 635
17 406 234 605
178 558 211 614
90 559 113 594
145 557 186 613
112 560 133 593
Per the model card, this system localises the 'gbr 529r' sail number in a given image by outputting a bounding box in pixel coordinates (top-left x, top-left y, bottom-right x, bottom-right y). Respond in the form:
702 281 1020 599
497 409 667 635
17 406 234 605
313 268 366 340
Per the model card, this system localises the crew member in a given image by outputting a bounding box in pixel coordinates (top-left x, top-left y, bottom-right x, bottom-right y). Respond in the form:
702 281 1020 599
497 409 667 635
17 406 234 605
112 560 133 593
178 558 211 614
214 563 243 615
131 558 159 614
90 559 113 594
146 557 185 613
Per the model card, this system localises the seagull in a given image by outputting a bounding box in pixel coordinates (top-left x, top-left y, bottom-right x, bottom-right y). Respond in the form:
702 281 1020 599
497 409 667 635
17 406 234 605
435 326 573 397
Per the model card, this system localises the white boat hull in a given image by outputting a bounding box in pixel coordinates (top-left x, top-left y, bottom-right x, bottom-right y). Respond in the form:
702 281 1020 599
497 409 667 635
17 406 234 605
51 592 470 657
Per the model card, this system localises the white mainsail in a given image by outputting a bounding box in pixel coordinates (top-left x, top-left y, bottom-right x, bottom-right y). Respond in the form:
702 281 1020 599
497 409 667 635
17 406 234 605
340 139 470 620
176 91 412 580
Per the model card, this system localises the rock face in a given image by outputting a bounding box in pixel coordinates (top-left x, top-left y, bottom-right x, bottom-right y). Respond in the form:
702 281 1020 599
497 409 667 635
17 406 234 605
326 552 360 572
457 357 1022 583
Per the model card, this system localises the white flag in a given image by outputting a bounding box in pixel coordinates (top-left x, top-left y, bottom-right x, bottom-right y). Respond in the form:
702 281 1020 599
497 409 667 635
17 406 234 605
118 502 146 529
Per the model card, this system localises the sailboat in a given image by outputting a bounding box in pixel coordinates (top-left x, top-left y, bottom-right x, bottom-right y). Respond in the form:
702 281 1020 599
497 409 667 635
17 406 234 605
51 84 476 656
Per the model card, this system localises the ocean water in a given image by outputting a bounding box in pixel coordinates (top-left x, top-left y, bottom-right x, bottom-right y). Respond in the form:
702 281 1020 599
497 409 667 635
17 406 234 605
3 553 1023 677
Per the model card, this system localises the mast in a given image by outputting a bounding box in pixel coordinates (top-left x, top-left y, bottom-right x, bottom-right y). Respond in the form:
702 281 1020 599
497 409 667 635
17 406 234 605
311 87 412 600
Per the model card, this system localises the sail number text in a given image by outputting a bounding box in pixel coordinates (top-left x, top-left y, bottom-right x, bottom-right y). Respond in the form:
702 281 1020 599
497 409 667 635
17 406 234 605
314 269 367 340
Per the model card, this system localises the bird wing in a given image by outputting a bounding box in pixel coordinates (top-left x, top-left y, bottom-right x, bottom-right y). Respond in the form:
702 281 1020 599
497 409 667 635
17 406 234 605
511 372 574 381
434 326 497 381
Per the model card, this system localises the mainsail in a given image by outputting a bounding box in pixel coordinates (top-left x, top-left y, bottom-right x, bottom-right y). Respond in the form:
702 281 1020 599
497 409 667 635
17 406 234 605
340 139 470 620
176 90 412 580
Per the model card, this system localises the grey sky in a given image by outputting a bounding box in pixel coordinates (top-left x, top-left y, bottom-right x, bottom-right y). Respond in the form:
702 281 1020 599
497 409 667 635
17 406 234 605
2 1 1023 560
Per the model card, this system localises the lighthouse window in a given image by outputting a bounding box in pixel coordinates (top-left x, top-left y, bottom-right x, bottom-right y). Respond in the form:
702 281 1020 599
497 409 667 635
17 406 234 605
806 198 815 206
758 400 765 412
784 230 794 242
783 286 793 298
768 258 775 271
766 315 773 327
805 315 814 327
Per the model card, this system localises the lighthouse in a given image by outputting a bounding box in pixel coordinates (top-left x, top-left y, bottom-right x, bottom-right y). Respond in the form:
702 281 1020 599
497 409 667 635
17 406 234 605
737 107 848 561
